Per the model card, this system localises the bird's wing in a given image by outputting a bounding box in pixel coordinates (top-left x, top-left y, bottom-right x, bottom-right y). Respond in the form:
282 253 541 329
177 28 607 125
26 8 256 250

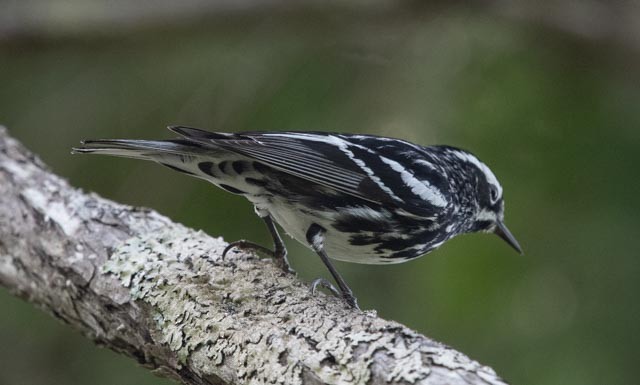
169 126 448 215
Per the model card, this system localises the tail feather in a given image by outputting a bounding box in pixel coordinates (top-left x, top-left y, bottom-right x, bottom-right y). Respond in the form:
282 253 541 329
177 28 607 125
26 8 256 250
168 125 234 143
72 131 238 180
72 138 221 178
72 139 204 159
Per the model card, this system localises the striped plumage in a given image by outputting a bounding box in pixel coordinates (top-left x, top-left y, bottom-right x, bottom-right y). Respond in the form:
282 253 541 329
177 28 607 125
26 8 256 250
74 126 522 308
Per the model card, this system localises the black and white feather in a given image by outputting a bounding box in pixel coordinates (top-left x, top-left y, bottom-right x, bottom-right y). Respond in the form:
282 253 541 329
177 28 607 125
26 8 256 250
73 126 521 266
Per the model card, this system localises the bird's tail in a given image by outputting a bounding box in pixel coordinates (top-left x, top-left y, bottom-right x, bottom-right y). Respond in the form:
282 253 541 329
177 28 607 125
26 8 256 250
72 138 203 158
71 138 220 177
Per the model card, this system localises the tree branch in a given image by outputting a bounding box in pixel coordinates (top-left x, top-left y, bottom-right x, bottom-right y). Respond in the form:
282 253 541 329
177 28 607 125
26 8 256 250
0 126 507 385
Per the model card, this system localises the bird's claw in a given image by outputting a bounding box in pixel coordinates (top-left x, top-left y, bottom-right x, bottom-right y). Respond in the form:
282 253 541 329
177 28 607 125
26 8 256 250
310 278 341 297
344 294 359 310
223 240 272 259
310 278 360 310
223 240 294 274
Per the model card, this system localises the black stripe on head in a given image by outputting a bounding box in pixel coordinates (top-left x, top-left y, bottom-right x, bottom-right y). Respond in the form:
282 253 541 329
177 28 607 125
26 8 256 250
198 161 217 177
219 184 246 195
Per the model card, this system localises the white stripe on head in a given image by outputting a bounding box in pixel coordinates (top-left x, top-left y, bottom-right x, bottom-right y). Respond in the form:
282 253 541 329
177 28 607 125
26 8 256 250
451 150 502 197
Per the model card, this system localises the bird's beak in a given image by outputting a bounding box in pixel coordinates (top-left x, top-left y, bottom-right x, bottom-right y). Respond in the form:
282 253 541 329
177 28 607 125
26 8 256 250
494 221 523 255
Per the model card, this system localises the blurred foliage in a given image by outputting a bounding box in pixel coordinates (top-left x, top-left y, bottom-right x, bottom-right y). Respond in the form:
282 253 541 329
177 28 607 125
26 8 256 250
1 7 639 385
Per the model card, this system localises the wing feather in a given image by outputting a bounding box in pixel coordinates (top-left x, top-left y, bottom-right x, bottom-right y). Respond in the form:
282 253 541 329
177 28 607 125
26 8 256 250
168 126 448 216
169 126 394 205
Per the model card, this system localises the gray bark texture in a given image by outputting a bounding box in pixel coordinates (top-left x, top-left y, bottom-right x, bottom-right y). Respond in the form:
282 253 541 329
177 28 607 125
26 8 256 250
0 126 507 385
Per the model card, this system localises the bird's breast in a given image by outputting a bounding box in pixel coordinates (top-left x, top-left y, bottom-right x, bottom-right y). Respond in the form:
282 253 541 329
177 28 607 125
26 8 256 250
260 199 445 265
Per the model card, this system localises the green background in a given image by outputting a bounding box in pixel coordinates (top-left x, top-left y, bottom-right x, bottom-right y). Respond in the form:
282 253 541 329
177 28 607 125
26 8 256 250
1 7 639 385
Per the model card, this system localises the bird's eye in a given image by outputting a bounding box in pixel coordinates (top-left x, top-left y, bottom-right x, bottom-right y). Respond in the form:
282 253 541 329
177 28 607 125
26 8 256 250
489 185 499 204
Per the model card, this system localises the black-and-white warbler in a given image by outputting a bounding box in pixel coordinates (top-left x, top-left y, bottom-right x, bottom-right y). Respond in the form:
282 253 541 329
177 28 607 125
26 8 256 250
74 126 522 309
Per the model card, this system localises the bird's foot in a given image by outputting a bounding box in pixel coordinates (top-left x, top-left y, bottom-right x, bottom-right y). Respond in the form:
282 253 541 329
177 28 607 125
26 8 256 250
310 278 340 297
310 278 360 310
223 240 294 274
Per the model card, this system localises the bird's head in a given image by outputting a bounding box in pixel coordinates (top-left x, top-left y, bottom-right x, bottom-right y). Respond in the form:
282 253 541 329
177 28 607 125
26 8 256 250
442 148 523 255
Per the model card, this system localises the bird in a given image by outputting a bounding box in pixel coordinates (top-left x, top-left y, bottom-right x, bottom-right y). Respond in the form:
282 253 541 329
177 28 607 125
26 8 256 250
73 126 522 309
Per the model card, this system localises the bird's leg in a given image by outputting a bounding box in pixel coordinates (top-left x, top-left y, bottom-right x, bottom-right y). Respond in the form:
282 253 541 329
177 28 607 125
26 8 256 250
262 215 293 273
314 247 359 309
223 215 293 273
306 224 359 310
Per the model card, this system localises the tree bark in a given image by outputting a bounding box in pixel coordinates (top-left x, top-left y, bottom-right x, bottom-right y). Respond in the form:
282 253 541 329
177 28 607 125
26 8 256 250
0 126 507 385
